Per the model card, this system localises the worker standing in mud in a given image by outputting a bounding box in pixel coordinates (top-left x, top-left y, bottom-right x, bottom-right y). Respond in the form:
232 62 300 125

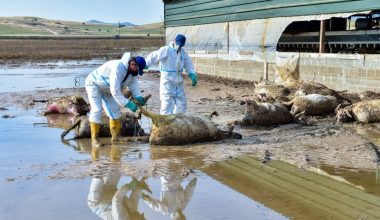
146 34 197 115
85 52 147 147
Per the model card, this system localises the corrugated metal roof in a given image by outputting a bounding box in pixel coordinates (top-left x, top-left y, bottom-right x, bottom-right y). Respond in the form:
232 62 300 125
164 0 380 27
202 156 380 219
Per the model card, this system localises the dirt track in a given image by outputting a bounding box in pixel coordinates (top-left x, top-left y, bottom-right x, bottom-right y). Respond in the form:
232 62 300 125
1 71 379 176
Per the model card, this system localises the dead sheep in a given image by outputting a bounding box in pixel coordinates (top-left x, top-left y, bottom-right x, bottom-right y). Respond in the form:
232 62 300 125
254 81 291 102
359 91 380 101
60 94 152 140
336 99 380 123
139 108 242 145
60 113 147 140
295 81 348 102
283 94 338 117
240 100 293 126
38 95 90 116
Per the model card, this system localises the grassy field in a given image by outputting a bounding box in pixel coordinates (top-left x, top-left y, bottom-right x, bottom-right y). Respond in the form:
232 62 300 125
0 17 164 36
0 23 52 35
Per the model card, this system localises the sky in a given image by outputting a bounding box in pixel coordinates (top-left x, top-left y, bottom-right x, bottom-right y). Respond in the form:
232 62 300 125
0 0 164 25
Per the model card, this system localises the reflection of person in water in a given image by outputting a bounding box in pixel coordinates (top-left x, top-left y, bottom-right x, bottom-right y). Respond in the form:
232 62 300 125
112 177 151 220
88 144 150 219
142 175 197 220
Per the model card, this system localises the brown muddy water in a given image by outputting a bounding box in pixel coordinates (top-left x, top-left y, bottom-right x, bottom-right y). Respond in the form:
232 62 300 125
0 61 380 220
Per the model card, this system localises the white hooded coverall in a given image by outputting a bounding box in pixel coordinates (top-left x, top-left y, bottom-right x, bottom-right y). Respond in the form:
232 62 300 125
146 42 196 115
85 53 142 124
143 176 197 219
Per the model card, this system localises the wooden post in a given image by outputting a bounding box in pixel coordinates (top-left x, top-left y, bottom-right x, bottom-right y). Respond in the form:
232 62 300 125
227 22 230 54
263 61 268 80
319 20 326 53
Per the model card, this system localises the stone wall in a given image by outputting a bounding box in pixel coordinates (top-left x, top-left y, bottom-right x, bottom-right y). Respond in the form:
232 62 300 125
192 53 380 92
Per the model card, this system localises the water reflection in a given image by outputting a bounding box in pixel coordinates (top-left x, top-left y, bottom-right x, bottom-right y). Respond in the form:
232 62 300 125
88 174 150 220
88 145 149 220
44 113 76 130
87 144 198 220
142 176 197 220
203 156 380 220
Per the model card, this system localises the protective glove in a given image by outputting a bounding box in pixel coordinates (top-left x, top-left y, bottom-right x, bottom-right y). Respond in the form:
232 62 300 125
125 101 138 112
188 72 198 87
135 96 146 106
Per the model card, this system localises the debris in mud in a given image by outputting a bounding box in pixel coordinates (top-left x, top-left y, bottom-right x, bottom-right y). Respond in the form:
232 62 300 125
215 96 223 101
48 172 65 180
297 153 312 170
4 177 15 182
260 150 272 164
200 97 213 102
225 93 235 101
365 142 380 163
0 107 8 111
182 167 195 177
210 88 221 91
2 114 15 118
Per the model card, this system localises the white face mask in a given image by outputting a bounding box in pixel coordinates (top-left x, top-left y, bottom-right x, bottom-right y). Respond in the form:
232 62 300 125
174 44 180 51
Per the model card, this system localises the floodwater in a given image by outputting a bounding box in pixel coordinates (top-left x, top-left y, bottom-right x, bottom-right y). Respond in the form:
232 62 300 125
0 62 380 220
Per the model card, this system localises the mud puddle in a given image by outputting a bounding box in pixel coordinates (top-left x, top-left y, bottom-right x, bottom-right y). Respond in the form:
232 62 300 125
1 62 380 219
0 66 93 92
2 109 379 220
0 112 287 220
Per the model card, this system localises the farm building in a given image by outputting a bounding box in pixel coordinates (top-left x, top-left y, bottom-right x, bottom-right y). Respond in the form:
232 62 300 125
163 0 380 92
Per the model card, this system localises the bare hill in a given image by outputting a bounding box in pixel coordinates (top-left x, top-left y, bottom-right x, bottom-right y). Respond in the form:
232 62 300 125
0 17 163 36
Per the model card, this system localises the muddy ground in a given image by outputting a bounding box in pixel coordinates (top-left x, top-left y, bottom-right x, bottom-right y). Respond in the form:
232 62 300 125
1 70 379 180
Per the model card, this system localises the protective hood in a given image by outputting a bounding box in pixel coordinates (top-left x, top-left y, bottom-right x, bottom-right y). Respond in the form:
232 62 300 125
121 52 131 68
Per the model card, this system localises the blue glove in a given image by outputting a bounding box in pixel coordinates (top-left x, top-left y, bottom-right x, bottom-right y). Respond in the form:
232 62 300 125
125 101 138 112
188 72 198 87
135 96 146 106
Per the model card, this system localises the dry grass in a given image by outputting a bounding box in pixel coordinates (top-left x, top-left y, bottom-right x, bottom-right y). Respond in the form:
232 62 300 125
0 36 164 61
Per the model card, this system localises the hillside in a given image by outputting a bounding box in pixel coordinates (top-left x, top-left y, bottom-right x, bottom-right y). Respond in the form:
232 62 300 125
0 17 163 36
86 20 135 26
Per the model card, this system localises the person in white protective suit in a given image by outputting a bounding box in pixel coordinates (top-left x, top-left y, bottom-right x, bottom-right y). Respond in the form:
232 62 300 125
88 176 151 220
88 145 151 220
85 52 147 147
88 145 122 219
146 34 198 115
142 175 197 220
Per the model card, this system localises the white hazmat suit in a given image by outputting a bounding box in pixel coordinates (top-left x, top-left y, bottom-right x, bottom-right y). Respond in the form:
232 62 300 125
142 176 197 219
146 42 196 115
85 53 142 124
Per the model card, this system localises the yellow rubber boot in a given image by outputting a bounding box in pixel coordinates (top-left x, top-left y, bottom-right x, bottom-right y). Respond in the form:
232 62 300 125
90 122 102 147
91 146 99 161
110 145 122 162
110 119 122 143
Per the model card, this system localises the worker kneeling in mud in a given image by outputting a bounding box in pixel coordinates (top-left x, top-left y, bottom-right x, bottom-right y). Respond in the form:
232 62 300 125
146 34 197 115
85 52 147 147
